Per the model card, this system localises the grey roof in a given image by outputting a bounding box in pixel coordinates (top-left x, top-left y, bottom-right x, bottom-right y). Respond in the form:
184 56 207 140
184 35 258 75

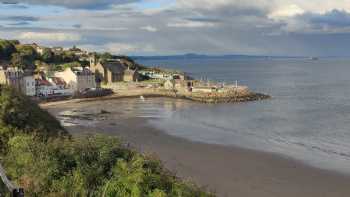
71 67 94 76
100 61 127 74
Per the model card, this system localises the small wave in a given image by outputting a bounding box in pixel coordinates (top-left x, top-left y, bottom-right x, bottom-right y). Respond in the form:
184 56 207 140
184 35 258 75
273 138 350 159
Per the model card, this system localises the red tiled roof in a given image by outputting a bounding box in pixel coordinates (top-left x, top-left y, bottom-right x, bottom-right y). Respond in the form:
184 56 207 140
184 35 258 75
36 79 52 86
50 77 66 86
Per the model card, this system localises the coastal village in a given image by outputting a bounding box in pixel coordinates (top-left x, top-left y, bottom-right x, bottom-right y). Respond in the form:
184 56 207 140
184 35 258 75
0 40 268 103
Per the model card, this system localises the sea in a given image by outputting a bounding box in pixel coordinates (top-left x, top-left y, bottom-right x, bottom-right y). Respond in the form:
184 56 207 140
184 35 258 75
136 57 350 174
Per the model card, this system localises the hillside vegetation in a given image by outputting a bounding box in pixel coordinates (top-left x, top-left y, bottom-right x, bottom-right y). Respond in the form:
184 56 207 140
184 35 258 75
0 86 214 196
0 39 143 71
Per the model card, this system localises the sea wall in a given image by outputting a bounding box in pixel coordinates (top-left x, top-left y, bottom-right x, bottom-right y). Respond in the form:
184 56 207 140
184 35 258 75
184 92 271 103
105 88 271 104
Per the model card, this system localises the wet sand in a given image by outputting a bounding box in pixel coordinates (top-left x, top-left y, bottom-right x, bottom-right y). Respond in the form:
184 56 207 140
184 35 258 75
44 103 350 197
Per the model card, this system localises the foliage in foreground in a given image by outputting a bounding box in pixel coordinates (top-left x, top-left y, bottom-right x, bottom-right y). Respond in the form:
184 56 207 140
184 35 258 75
0 86 67 154
3 135 212 196
0 87 214 196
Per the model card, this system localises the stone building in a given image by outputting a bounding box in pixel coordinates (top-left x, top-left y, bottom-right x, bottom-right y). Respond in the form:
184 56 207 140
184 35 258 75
0 67 36 96
0 66 23 90
123 68 139 82
164 79 175 90
55 67 96 93
164 79 196 93
90 55 139 84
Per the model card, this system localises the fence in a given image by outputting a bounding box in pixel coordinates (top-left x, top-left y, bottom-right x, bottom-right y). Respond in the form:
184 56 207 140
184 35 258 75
0 163 24 197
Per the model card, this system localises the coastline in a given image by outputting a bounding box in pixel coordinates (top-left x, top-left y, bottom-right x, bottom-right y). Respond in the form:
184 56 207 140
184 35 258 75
39 90 271 107
44 102 350 197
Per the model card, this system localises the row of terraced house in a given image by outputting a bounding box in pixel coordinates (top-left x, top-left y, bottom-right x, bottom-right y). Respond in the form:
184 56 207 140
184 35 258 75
0 64 96 98
0 55 141 98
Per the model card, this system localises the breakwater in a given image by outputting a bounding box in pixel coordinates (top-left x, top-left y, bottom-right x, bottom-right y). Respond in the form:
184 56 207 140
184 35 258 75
74 89 270 104
184 92 271 103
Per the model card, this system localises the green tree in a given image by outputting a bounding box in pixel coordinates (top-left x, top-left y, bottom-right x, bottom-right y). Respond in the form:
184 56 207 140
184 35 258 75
41 48 54 63
0 40 17 60
0 87 67 141
70 45 81 52
11 45 38 69
99 52 113 61
10 53 26 69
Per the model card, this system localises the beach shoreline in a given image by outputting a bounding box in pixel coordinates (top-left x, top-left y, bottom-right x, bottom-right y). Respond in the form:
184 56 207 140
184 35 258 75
39 89 271 107
44 102 350 197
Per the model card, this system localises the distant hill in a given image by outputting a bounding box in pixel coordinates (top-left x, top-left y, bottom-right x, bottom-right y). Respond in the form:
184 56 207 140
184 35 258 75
131 53 306 60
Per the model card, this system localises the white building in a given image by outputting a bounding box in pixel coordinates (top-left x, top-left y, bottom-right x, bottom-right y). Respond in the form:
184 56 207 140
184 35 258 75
55 67 96 93
0 67 36 96
22 75 36 96
48 77 73 95
0 67 23 91
139 70 187 81
36 79 54 97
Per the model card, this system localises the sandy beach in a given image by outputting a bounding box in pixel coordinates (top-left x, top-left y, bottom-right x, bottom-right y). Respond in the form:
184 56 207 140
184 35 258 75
44 100 350 197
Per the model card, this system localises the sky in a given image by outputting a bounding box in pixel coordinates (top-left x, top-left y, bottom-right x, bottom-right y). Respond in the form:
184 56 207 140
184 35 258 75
1 0 350 56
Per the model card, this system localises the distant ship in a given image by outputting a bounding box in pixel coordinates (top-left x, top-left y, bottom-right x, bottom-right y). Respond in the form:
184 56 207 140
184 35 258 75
309 57 319 60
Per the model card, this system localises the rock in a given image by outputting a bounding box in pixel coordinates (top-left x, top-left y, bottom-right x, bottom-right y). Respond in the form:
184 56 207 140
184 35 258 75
100 110 111 114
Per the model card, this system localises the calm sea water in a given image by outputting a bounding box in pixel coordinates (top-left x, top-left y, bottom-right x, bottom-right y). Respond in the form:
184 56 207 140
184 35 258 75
137 58 350 174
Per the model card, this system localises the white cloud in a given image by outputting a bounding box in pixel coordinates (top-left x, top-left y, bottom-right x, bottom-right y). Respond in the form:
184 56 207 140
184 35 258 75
19 32 81 42
5 0 350 56
167 21 216 28
80 42 155 54
140 26 158 32
3 0 139 9
268 4 304 19
105 43 139 54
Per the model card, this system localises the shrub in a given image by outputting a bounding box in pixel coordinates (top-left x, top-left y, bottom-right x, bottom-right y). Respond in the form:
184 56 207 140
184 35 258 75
2 135 214 196
0 86 68 153
0 85 214 197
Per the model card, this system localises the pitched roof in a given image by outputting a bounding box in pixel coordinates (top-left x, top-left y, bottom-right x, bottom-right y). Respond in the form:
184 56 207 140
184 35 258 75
100 61 127 74
50 77 66 86
36 79 52 86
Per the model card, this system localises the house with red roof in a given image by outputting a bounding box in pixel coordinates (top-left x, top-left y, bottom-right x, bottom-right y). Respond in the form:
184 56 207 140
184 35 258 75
36 78 54 97
48 77 73 95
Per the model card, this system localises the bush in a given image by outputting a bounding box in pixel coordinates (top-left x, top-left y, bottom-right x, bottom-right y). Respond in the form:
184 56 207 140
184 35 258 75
2 135 213 196
0 39 17 60
0 87 214 196
0 86 67 153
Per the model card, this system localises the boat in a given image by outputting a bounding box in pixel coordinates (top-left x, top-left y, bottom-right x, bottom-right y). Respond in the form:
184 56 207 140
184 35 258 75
140 96 145 101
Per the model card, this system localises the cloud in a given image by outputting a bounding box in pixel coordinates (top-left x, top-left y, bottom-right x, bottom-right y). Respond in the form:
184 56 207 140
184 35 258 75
268 4 304 19
167 20 216 28
306 9 350 28
72 24 82 29
80 42 155 54
7 21 30 26
19 32 81 41
3 0 350 56
3 16 39 21
140 26 158 32
2 0 140 9
185 17 222 23
274 9 350 34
